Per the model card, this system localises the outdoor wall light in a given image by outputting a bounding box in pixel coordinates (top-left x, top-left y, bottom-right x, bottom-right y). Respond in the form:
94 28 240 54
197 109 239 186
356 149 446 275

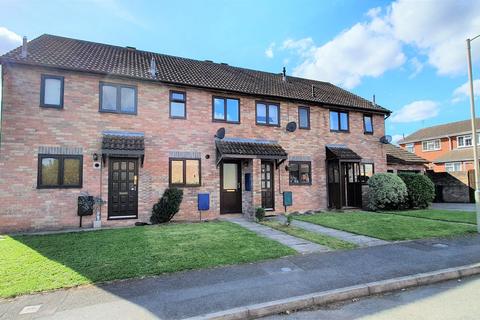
205 154 210 159
92 153 99 161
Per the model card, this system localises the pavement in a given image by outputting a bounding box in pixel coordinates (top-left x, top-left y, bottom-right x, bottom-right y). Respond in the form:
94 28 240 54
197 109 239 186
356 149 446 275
431 203 475 211
228 218 330 254
264 275 480 320
1 235 480 320
274 216 389 247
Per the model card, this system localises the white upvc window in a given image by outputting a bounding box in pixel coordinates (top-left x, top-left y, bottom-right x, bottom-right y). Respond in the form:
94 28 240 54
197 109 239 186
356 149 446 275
405 143 414 153
457 135 472 148
445 162 462 172
422 139 441 151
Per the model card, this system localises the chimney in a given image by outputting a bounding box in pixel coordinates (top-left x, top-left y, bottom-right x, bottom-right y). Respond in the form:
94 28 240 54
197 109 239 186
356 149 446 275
282 67 286 82
149 57 157 79
21 36 27 58
372 94 376 106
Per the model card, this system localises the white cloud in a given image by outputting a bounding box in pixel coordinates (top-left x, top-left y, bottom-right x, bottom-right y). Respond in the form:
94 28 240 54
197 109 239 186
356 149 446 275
283 9 405 88
391 134 405 145
452 79 480 103
390 100 439 123
389 0 480 75
265 42 275 59
0 27 22 55
408 57 423 79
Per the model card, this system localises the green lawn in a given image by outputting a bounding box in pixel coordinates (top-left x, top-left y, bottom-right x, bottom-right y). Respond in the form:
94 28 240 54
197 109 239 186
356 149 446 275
0 221 294 298
294 212 477 241
387 209 477 225
261 221 357 250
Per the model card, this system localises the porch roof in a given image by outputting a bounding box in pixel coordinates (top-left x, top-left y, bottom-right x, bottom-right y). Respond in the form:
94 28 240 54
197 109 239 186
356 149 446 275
326 144 362 160
216 138 287 165
101 131 145 166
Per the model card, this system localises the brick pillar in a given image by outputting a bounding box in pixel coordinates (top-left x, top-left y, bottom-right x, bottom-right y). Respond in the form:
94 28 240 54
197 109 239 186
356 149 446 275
252 158 262 215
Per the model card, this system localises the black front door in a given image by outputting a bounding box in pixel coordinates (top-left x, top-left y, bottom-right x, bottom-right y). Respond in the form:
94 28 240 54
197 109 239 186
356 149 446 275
261 161 275 210
108 158 138 219
220 161 242 214
341 162 362 207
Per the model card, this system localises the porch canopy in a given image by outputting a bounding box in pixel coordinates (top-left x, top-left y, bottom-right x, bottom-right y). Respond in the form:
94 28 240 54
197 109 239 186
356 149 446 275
216 138 288 167
326 144 361 161
101 131 145 166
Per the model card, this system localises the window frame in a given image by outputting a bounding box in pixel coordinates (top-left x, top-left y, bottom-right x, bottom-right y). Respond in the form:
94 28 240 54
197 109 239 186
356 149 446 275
363 114 374 134
40 74 64 109
457 134 474 148
99 82 137 115
405 143 415 153
288 161 312 186
329 110 349 132
445 162 462 172
169 158 201 187
255 101 281 127
212 96 241 123
359 163 375 184
169 90 187 119
37 154 83 189
422 139 441 151
298 106 310 130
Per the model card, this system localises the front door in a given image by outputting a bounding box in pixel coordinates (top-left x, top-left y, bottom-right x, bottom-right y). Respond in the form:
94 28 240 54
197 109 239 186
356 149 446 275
341 162 362 207
261 161 275 210
220 161 242 214
108 158 139 219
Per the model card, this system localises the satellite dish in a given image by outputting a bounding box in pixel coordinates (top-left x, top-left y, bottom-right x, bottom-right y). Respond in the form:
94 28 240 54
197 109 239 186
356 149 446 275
380 135 392 144
286 121 297 133
215 127 226 139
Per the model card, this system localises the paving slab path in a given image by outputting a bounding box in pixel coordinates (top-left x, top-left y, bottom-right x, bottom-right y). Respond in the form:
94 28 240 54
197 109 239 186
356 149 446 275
274 216 389 247
226 217 330 254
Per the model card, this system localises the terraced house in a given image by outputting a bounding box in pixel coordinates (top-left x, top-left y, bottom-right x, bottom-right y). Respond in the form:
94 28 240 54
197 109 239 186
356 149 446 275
0 35 391 232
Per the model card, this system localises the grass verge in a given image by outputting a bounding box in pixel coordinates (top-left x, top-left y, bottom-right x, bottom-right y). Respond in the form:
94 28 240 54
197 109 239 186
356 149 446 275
261 221 357 250
386 209 476 225
294 212 476 241
0 221 294 298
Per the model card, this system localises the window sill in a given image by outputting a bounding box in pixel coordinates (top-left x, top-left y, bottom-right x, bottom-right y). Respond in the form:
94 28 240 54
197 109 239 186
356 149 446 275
170 116 187 120
330 129 350 133
256 123 281 127
40 104 63 109
99 109 137 115
212 119 240 124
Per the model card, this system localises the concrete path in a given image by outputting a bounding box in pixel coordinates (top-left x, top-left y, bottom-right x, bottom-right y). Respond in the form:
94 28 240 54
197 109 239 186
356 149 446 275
264 275 480 320
431 203 475 211
1 235 480 320
227 217 330 254
274 216 389 247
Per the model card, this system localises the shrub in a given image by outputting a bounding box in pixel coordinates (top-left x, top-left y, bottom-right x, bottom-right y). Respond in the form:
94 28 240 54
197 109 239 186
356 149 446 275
368 173 408 211
255 207 266 221
398 173 435 209
150 188 184 224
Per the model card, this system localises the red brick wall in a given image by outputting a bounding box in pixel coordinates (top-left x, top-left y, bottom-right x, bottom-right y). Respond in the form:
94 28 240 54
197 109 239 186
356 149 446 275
0 64 387 232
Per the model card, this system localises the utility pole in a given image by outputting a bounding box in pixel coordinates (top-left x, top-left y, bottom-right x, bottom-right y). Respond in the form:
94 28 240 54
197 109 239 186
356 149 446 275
466 35 480 233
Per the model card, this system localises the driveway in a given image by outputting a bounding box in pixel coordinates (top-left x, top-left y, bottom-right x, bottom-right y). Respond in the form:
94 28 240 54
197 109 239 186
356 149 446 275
431 203 475 211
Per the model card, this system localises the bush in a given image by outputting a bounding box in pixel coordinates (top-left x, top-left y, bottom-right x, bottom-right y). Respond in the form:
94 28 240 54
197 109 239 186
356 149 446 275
255 207 266 221
150 188 183 224
398 173 435 209
368 173 408 211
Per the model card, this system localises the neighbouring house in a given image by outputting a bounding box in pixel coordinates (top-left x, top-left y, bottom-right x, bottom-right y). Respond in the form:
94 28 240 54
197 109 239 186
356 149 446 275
384 143 428 174
398 119 480 172
0 34 390 232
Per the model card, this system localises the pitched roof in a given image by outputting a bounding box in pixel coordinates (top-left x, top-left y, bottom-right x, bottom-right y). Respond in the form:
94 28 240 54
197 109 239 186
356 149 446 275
326 145 362 160
0 34 389 114
385 143 428 165
102 131 144 155
216 138 288 159
433 147 480 163
398 119 480 144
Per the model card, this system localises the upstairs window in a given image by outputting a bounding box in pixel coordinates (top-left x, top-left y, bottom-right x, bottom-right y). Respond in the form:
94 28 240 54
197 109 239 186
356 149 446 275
330 110 349 132
213 97 240 123
40 75 64 108
169 158 201 187
298 106 310 129
256 102 280 126
100 82 137 114
406 143 414 153
422 139 441 151
37 154 83 188
289 161 312 185
458 135 472 147
170 91 186 119
363 114 373 134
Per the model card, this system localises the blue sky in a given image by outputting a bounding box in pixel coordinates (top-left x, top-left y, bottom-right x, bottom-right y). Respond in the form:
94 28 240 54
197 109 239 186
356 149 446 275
1 0 479 142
